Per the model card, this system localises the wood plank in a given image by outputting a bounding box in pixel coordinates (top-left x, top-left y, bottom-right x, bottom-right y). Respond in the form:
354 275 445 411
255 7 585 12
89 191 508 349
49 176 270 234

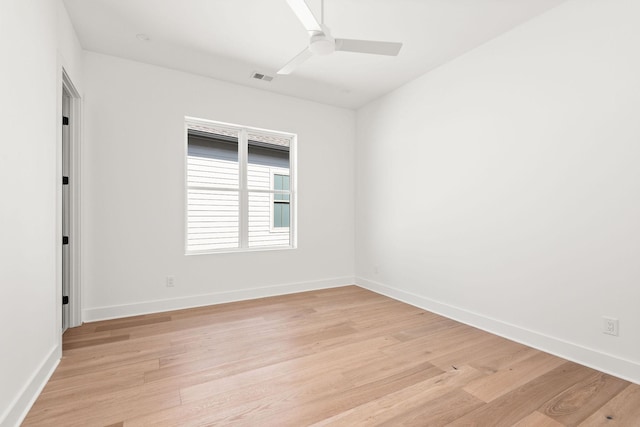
23 384 180 426
37 359 159 401
312 365 484 427
93 315 172 332
50 342 184 380
578 383 640 426
538 370 629 425
463 350 567 402
178 336 394 403
127 338 414 426
376 389 484 426
63 333 130 350
382 323 492 365
267 362 444 427
449 362 595 426
513 411 565 427
468 340 536 375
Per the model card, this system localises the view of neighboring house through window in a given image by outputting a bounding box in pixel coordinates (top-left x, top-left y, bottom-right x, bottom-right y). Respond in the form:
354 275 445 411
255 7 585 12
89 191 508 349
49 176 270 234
273 174 290 228
186 118 295 253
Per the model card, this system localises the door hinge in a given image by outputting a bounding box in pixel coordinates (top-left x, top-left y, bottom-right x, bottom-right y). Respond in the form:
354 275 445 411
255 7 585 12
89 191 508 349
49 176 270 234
62 296 69 305
63 176 69 185
63 236 69 245
62 116 69 126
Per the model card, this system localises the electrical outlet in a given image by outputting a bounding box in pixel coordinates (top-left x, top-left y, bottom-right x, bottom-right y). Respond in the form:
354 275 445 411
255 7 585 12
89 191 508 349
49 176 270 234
602 316 618 336
166 276 175 287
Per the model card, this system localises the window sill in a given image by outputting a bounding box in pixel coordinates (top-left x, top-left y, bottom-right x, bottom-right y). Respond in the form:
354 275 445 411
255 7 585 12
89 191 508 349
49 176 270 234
185 245 296 256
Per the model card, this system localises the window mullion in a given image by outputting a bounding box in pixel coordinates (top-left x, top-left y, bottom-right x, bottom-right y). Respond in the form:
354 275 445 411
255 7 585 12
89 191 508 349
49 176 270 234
239 128 248 249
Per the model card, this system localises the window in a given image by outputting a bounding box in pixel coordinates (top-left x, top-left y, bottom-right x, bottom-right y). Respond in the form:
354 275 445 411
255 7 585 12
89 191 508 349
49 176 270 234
186 117 296 254
273 173 290 228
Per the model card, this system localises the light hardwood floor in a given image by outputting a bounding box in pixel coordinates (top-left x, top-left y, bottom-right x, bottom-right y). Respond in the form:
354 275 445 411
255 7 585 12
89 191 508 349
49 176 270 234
23 286 640 426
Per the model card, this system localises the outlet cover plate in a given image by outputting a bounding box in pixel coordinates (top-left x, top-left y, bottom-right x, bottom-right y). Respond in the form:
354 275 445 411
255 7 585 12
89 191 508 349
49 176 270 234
602 316 619 336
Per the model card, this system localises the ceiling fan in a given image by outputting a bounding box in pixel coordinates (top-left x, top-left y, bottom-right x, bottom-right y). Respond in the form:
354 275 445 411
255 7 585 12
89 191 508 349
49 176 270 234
278 0 403 75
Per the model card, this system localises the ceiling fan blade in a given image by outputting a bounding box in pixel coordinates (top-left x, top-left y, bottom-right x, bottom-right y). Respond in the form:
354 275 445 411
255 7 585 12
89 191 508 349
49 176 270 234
277 48 314 75
286 0 322 33
335 39 402 56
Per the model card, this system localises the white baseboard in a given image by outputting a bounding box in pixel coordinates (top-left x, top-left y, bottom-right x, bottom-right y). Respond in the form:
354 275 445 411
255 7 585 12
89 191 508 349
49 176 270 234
356 276 640 385
1 344 61 427
83 276 355 322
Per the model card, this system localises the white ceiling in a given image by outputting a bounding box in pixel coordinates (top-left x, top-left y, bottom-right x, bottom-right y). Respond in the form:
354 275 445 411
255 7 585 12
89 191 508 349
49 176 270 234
63 0 566 109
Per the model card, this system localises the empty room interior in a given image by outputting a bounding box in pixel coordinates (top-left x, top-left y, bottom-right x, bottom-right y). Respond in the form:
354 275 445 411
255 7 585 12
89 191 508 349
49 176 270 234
2 0 640 425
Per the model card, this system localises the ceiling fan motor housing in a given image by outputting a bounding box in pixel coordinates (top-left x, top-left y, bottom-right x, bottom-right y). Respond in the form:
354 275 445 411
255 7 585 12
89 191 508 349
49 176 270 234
309 31 335 55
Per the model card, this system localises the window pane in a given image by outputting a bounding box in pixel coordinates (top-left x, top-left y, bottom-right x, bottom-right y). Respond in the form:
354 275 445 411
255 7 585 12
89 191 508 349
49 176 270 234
249 192 290 247
187 189 239 251
282 203 290 227
283 175 290 191
273 202 290 228
274 203 282 228
187 131 239 189
247 140 289 190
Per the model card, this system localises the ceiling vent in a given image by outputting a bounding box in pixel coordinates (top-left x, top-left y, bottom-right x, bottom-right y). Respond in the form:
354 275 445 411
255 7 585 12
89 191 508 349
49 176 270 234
250 71 274 82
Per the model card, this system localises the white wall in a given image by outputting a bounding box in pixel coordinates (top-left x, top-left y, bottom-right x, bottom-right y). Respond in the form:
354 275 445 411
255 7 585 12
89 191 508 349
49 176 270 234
356 0 640 383
82 52 355 320
0 0 83 425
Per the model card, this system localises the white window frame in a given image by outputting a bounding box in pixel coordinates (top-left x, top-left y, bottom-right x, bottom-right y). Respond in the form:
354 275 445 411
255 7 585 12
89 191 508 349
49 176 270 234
185 117 297 255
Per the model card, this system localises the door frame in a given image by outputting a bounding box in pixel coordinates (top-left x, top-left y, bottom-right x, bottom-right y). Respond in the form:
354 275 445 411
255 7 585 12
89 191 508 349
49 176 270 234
59 68 82 331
